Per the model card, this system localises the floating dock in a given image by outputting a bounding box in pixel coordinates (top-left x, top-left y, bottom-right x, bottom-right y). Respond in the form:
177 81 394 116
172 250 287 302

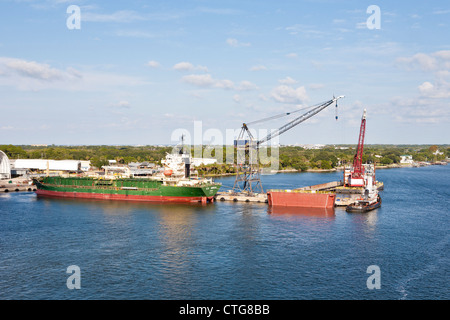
0 184 36 193
0 178 37 193
267 189 336 208
215 180 383 207
215 192 268 203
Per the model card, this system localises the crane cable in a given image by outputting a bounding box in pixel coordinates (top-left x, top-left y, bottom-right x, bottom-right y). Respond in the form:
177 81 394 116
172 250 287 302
245 104 318 126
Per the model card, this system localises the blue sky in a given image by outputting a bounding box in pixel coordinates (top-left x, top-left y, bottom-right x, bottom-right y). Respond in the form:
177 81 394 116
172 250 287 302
0 0 449 145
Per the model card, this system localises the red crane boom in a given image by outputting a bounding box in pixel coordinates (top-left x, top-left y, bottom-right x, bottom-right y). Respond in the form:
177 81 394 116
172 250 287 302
352 109 366 179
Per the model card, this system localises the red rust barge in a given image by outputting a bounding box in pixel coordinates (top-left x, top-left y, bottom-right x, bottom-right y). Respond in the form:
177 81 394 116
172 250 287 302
267 189 336 209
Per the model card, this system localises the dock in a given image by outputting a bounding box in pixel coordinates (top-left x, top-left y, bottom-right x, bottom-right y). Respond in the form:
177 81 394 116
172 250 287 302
0 178 36 193
0 184 37 193
295 180 343 191
215 192 268 203
214 180 384 207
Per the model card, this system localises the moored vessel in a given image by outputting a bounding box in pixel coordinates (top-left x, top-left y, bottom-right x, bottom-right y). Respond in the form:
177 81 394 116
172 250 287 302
267 189 336 208
33 149 221 204
345 193 381 213
345 172 381 213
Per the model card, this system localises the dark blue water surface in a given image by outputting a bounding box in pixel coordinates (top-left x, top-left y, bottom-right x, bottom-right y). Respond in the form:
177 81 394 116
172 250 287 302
0 166 448 300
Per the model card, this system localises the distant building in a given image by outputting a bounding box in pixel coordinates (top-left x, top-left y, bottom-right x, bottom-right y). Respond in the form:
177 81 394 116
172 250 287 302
128 162 156 169
80 160 91 171
191 158 217 167
0 150 11 179
12 159 91 172
400 155 413 164
128 162 157 177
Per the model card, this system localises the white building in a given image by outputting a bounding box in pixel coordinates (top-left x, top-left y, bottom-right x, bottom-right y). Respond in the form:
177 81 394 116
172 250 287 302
80 160 92 171
13 159 91 172
400 155 413 164
191 158 218 167
0 150 11 179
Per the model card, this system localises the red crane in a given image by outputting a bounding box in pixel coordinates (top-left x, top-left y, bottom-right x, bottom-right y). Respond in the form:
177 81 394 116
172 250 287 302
344 109 366 187
352 109 366 179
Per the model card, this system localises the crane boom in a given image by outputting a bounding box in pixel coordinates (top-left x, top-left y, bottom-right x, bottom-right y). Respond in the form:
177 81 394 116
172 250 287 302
352 109 366 178
256 96 344 146
232 95 344 195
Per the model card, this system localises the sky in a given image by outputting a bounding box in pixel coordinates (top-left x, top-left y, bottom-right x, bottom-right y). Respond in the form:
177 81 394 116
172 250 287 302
0 0 449 146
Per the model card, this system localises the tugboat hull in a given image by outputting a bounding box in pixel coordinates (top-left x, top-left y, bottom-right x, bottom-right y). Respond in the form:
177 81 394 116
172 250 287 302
345 196 382 213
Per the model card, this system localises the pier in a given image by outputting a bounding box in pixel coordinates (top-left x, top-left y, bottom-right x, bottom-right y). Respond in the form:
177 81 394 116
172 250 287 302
215 192 268 203
0 184 37 193
0 178 36 193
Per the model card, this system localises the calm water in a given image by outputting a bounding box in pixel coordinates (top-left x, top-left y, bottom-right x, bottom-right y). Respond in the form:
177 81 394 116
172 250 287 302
0 166 448 300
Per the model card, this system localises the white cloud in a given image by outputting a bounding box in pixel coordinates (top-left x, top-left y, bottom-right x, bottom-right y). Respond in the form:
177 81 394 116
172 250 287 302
237 80 259 91
250 65 267 71
389 50 450 124
173 62 195 71
270 85 308 104
0 56 149 91
397 50 450 72
116 30 156 38
286 53 298 59
110 100 131 109
181 74 257 91
418 80 450 99
146 60 161 68
182 74 217 87
397 50 450 100
83 10 146 23
390 96 450 124
397 53 438 71
434 50 450 60
173 62 208 72
214 78 235 89
278 77 297 85
226 38 251 47
0 57 68 81
285 24 325 37
433 9 450 15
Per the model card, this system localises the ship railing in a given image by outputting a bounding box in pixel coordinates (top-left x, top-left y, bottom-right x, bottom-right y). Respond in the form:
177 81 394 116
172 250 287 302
267 189 334 194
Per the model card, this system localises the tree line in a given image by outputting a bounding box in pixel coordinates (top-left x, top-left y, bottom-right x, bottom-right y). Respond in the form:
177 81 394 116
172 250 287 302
1 144 448 175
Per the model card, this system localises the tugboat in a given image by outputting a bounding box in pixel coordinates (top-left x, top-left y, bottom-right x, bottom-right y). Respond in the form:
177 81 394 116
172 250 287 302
345 164 381 213
345 190 381 213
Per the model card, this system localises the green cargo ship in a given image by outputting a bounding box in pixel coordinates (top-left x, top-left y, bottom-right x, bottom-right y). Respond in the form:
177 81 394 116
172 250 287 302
33 176 221 203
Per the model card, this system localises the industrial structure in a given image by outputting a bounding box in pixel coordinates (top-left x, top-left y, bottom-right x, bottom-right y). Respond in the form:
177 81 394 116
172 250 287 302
232 95 344 195
343 109 377 188
0 150 11 179
11 159 91 176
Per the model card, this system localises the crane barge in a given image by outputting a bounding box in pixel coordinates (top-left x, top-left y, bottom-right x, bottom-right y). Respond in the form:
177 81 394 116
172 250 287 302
231 95 344 196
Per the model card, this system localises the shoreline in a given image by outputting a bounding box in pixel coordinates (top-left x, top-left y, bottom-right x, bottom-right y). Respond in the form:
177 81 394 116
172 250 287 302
199 162 447 177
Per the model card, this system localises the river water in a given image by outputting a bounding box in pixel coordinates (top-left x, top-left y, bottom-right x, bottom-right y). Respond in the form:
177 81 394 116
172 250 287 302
0 165 448 300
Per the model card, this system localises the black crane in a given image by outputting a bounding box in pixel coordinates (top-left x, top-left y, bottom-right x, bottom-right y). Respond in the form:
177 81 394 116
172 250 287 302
232 95 344 195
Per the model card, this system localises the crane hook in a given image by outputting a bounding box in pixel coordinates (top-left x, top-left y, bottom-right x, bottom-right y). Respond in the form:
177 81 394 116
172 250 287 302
335 101 338 121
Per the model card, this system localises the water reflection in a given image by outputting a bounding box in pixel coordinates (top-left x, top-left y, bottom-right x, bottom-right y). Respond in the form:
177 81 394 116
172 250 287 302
345 207 380 239
154 204 216 297
268 205 335 218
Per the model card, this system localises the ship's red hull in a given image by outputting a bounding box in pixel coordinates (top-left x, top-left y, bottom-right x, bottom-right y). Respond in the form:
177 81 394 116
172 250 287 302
36 189 214 203
267 191 336 208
